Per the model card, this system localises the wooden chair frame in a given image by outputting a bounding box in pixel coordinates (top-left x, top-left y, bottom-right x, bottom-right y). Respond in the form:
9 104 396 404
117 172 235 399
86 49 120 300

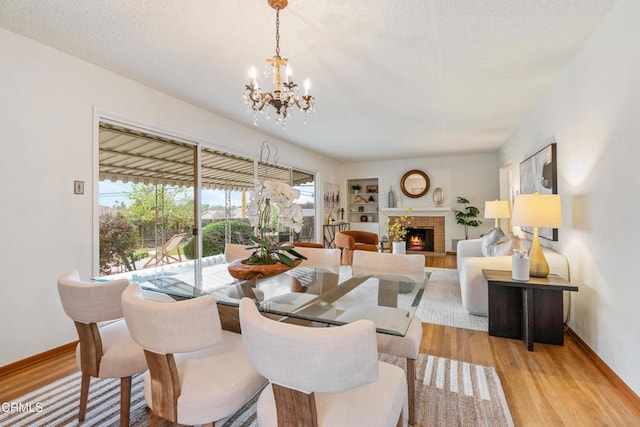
270 383 403 427
74 321 133 427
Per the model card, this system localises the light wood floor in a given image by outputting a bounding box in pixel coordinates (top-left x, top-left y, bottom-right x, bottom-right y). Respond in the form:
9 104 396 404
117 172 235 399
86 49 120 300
2 254 639 425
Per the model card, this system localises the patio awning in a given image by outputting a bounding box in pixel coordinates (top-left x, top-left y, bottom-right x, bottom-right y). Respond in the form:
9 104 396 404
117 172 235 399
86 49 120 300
99 123 313 190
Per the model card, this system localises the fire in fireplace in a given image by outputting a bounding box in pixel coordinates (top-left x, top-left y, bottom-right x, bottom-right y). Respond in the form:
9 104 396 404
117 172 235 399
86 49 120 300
405 227 435 252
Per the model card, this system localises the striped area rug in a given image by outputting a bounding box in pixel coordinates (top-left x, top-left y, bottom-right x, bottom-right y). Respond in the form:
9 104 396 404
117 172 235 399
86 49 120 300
1 354 512 427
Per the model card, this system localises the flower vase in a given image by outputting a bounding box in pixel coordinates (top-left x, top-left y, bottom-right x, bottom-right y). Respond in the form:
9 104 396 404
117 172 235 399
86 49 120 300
392 241 406 254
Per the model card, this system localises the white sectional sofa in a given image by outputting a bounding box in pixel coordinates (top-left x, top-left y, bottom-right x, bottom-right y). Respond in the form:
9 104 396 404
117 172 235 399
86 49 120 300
456 238 570 316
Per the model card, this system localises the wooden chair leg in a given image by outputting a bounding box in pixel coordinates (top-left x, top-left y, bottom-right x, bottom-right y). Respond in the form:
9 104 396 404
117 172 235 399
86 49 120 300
407 358 416 426
79 372 91 421
150 413 160 427
120 376 132 427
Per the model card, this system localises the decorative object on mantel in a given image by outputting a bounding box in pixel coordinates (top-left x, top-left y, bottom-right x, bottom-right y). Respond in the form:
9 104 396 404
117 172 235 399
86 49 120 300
400 169 430 198
453 196 482 240
432 187 444 206
388 185 396 208
511 193 562 278
229 142 306 279
384 208 412 254
243 0 315 126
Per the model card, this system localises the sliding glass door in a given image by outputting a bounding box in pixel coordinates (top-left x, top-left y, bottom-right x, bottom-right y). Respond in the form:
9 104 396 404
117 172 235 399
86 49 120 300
98 122 198 293
97 121 317 293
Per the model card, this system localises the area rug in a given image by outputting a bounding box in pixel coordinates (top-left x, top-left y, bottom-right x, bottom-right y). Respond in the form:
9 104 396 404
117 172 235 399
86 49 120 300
0 354 512 427
416 267 488 332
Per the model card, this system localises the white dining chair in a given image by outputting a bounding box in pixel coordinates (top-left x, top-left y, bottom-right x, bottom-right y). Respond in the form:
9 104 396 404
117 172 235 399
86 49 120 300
225 242 254 263
57 270 147 427
239 298 407 426
121 283 266 426
352 250 426 425
290 246 341 293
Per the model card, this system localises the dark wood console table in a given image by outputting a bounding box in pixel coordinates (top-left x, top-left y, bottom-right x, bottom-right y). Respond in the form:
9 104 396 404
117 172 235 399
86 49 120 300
323 222 349 248
482 269 578 351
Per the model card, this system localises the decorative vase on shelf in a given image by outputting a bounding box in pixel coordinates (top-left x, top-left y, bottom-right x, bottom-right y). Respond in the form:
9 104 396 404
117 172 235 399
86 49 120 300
388 186 396 208
227 258 302 281
392 241 406 254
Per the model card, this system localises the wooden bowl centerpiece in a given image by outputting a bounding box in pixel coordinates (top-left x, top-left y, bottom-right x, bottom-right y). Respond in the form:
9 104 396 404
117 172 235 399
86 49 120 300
227 258 302 281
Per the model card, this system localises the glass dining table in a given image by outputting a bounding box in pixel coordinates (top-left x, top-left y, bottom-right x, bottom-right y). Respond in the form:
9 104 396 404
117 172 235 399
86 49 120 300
135 262 426 337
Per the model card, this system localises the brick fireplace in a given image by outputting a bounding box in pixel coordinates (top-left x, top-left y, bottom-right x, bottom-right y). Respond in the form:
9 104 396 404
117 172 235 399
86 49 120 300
388 215 445 253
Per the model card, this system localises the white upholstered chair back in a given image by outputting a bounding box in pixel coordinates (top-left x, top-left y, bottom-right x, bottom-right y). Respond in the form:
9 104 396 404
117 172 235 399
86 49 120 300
239 298 378 393
352 251 425 284
121 283 222 354
57 270 129 323
292 247 341 272
225 243 253 263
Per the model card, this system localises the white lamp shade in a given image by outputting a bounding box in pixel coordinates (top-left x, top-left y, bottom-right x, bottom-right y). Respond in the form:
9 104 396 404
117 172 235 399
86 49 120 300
511 194 562 228
484 200 511 219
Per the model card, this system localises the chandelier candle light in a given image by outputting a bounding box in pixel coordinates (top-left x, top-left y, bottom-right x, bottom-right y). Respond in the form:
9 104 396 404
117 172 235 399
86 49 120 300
244 0 315 126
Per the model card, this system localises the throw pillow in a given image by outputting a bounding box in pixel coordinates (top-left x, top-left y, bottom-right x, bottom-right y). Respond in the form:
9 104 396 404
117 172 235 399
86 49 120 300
480 228 505 257
491 233 522 256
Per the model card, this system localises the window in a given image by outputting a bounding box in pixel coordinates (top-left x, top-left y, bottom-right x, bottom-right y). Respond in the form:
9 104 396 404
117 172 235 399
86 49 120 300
97 122 315 290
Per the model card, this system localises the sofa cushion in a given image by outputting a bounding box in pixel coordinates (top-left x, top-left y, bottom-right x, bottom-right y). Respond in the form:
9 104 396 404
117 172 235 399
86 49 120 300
480 228 505 257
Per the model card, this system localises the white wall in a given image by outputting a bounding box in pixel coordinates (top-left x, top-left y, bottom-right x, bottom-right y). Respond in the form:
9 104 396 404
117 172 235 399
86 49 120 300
343 153 499 250
498 0 640 395
0 27 342 366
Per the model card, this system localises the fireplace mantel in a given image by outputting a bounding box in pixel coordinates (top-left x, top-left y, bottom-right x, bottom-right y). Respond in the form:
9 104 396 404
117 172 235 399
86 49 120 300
382 207 451 214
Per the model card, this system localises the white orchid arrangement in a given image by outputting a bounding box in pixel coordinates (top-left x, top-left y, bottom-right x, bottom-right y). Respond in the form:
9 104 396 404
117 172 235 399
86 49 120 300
246 178 306 266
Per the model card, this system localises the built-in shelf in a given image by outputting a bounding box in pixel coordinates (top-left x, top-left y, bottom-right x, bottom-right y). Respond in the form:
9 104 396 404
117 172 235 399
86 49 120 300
347 177 379 224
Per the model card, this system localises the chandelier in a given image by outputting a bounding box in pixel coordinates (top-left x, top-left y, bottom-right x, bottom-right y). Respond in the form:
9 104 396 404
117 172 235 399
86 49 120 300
243 0 315 126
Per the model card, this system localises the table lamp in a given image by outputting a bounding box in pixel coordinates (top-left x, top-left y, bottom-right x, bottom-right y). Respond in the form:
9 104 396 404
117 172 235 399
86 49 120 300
511 194 562 278
484 200 511 230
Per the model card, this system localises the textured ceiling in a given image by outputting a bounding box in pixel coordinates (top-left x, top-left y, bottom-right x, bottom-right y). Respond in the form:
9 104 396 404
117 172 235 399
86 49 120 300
0 0 617 162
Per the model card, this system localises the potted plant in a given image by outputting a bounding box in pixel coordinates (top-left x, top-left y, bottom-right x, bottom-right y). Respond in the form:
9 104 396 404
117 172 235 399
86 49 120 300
453 196 482 239
351 184 362 194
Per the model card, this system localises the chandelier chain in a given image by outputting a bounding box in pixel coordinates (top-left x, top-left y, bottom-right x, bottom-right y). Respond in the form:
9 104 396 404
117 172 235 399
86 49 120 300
275 8 280 58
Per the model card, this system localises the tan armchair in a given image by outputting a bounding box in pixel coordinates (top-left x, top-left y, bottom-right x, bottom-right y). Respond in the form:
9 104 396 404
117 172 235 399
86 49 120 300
335 230 379 265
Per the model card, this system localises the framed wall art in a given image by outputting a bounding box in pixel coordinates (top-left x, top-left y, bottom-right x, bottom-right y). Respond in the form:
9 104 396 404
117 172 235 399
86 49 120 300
323 182 340 212
519 142 558 241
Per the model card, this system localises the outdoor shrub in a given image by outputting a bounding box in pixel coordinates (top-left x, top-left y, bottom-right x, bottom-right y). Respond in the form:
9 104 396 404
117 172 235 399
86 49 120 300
183 220 255 259
99 212 140 274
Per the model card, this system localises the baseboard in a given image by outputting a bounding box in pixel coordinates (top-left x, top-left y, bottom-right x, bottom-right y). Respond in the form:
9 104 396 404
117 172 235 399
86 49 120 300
0 341 77 376
566 327 640 411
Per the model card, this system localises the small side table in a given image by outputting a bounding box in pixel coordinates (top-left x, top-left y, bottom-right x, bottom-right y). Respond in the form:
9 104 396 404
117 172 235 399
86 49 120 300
482 269 578 351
